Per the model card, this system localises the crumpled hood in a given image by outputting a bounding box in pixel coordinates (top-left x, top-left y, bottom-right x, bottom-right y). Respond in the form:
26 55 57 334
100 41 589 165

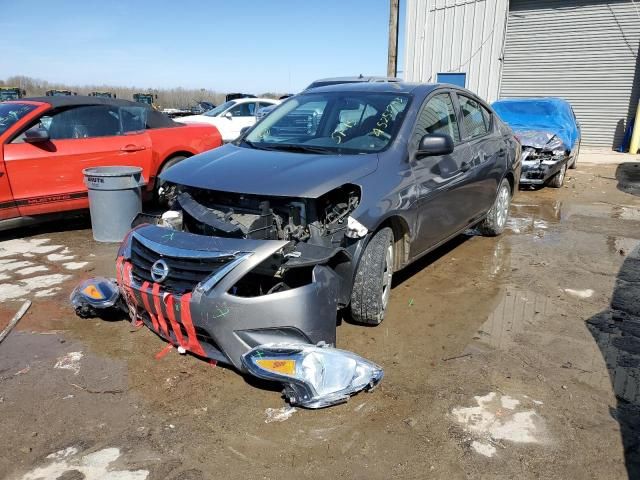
492 98 579 150
160 144 379 198
513 128 568 151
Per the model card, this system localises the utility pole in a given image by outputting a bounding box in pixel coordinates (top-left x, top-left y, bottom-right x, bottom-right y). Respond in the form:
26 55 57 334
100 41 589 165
387 0 400 77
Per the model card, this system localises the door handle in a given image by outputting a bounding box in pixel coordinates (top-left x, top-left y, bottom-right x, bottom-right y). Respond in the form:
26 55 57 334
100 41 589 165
121 144 146 152
460 162 471 173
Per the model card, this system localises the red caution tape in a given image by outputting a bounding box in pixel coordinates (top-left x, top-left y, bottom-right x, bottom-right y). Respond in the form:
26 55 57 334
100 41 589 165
180 293 206 357
140 281 160 332
116 256 124 285
154 344 173 360
118 262 208 360
151 283 170 338
122 261 138 308
165 293 186 348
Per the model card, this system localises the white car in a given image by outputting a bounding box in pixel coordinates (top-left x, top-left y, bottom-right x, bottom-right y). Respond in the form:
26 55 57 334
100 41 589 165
177 97 280 142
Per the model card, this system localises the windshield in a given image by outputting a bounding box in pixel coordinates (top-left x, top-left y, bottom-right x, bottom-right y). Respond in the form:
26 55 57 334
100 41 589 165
0 103 37 135
242 92 410 154
0 90 20 101
204 101 236 117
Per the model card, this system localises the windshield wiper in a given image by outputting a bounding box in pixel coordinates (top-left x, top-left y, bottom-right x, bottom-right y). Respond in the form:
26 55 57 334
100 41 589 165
242 140 277 151
265 143 335 154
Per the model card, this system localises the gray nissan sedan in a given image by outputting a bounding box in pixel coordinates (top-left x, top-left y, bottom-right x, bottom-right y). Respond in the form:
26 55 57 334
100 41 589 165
115 82 521 370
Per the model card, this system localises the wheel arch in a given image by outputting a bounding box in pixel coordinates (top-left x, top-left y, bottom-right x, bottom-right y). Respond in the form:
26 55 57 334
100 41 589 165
374 214 411 271
160 150 194 171
503 171 515 195
154 151 194 188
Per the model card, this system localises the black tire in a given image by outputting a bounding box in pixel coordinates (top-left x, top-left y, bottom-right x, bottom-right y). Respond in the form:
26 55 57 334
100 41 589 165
156 155 187 206
350 227 394 325
569 144 579 169
478 178 511 237
547 162 567 188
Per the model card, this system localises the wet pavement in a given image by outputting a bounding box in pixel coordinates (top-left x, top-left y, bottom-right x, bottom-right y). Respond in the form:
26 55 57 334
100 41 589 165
1 162 640 479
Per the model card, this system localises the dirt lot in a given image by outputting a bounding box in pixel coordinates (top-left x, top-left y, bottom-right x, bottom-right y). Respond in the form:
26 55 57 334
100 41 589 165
1 162 640 480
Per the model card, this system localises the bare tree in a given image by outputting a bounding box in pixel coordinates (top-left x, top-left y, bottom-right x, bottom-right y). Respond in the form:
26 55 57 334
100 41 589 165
2 75 286 108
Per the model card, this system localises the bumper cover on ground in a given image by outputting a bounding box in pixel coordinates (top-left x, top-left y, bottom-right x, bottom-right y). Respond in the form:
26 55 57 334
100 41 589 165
116 225 340 371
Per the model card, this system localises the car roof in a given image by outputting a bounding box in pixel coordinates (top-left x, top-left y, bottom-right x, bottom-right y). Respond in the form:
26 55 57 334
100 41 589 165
311 75 400 83
14 95 177 128
233 97 279 104
301 81 439 95
21 95 148 108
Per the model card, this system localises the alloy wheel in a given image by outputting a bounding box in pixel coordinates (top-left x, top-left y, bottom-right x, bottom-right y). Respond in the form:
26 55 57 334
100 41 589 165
496 184 511 229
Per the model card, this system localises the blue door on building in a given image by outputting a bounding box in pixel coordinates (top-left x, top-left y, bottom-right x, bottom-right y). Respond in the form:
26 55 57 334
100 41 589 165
437 73 466 87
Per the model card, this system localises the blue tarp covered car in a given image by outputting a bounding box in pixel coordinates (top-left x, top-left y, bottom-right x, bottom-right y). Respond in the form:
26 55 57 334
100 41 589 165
492 97 581 188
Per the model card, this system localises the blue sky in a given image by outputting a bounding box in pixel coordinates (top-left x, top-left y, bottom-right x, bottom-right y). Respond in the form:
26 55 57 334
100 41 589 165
0 0 404 93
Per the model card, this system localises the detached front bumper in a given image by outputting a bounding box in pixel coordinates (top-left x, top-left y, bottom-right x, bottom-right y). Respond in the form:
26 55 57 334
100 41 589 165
519 156 567 185
116 225 340 371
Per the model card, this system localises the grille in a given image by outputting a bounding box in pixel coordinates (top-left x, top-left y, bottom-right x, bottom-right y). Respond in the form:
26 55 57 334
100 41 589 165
130 237 233 293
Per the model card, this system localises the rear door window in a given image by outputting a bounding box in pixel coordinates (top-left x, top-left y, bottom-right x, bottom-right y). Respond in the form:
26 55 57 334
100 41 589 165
458 95 489 139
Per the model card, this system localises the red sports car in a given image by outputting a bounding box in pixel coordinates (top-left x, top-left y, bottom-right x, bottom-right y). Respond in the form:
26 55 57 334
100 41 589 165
0 96 222 229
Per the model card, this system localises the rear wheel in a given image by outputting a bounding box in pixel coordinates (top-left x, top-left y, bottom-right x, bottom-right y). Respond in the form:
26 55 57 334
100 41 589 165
350 227 394 325
548 162 567 188
478 178 511 236
156 155 187 206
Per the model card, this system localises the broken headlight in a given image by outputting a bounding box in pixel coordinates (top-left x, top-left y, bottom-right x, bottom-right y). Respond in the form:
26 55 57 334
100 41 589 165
242 343 384 408
345 216 368 239
70 277 121 318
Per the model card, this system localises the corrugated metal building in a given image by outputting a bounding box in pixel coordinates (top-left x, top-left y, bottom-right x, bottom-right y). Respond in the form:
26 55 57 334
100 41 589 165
403 0 640 148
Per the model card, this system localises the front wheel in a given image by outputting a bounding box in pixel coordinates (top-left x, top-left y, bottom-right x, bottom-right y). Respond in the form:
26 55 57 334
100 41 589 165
350 228 394 325
569 144 579 169
478 178 512 236
547 162 567 188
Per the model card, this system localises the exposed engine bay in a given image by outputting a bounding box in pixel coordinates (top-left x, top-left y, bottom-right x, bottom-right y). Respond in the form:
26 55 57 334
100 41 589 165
166 184 360 245
143 183 362 300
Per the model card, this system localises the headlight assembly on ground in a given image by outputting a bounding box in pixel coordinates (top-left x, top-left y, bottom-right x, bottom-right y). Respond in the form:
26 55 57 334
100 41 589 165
242 343 384 408
70 277 121 318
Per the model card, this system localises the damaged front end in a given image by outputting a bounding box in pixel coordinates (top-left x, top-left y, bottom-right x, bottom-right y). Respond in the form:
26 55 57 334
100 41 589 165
114 223 343 371
72 182 384 406
518 130 569 185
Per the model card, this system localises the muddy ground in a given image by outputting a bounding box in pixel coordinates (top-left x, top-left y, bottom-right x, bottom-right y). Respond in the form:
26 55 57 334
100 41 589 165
1 162 640 479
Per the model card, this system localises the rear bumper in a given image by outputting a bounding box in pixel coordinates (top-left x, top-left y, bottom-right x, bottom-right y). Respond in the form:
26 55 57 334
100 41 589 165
116 225 340 371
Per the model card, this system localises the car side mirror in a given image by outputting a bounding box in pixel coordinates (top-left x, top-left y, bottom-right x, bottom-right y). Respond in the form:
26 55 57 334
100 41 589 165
224 111 233 119
24 126 50 144
416 133 454 158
